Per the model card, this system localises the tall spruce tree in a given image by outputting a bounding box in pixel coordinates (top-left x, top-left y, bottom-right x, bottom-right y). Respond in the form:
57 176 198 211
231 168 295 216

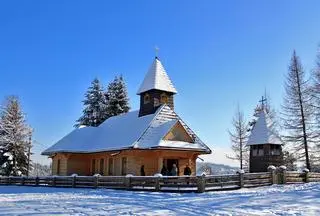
0 96 32 176
75 78 108 127
226 106 249 170
105 75 130 117
282 50 313 170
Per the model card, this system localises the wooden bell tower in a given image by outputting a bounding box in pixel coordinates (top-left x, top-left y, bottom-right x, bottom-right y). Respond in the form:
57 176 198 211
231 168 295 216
137 57 177 117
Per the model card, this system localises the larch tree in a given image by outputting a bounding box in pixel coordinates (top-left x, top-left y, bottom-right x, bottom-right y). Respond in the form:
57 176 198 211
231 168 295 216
311 45 320 167
226 106 249 170
0 96 32 176
105 75 130 118
75 78 108 128
282 50 314 170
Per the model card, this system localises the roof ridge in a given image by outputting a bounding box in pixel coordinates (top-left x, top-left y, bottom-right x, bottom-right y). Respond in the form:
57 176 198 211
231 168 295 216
132 104 167 147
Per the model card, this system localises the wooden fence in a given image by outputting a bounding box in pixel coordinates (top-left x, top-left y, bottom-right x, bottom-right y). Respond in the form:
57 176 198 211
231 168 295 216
0 170 319 193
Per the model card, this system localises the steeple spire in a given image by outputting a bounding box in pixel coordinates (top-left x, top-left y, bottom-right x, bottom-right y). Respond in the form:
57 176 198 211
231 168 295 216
247 109 282 146
137 57 177 95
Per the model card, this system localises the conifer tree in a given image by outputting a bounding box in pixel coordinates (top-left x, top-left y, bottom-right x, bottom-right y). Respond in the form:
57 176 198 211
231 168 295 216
0 96 32 176
75 78 108 127
226 106 249 170
105 75 130 117
282 50 314 170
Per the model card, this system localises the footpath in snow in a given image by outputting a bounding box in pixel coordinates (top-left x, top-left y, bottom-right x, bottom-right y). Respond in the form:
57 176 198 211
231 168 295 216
0 183 319 215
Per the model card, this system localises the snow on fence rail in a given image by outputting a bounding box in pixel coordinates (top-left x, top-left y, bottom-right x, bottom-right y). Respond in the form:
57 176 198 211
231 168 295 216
0 170 319 193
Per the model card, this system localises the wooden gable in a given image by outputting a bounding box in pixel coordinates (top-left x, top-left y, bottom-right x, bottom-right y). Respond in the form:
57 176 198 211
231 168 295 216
163 121 194 143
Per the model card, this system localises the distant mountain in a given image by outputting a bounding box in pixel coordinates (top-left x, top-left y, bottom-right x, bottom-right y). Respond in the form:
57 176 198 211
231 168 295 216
196 162 239 175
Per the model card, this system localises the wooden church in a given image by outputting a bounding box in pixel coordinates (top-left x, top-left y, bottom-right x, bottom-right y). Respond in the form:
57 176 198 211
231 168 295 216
42 57 212 176
247 100 283 172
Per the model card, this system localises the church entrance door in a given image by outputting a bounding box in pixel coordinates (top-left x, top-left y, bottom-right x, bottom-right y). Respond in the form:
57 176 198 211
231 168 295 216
166 159 179 176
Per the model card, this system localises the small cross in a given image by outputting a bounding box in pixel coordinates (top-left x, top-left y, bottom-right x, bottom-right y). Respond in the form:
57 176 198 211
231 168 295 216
259 96 267 107
155 46 159 58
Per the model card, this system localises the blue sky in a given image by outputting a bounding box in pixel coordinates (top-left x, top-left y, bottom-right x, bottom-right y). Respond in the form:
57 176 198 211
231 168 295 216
1 1 320 166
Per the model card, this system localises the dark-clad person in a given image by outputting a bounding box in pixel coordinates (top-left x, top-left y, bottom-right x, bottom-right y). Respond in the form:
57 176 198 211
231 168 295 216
140 165 145 176
184 164 192 176
161 164 168 176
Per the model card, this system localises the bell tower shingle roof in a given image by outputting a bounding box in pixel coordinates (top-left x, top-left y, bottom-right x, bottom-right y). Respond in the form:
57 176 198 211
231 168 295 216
137 57 177 95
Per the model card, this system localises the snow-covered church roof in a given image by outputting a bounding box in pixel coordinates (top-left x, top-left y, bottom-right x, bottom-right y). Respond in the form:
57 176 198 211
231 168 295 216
42 105 211 155
247 109 282 146
137 57 177 95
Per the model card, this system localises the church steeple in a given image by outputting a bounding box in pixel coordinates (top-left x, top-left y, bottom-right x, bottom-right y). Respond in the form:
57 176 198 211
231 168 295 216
138 57 177 117
247 98 283 173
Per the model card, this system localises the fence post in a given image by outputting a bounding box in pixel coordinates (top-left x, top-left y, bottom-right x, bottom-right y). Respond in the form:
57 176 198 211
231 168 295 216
72 176 76 188
35 177 39 186
94 176 99 188
197 175 205 193
238 170 245 188
125 176 131 190
155 177 160 191
21 176 25 186
52 176 56 187
278 166 287 184
303 168 310 183
268 165 277 184
8 176 12 185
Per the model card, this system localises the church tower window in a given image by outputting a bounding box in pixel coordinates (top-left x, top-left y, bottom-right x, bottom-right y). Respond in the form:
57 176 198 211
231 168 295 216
144 94 150 104
160 93 168 104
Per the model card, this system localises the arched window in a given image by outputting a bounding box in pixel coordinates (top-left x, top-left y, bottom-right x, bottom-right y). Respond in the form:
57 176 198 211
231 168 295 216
144 94 150 104
161 93 168 104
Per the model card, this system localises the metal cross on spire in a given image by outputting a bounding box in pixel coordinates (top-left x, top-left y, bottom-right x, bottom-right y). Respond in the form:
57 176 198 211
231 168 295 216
259 96 267 108
155 46 159 58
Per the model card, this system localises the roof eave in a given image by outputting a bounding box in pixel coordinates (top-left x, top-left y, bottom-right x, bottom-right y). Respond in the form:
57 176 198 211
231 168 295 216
137 88 178 95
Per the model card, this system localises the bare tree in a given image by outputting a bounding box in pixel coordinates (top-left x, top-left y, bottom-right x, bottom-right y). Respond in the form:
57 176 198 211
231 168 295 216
312 45 320 158
282 50 314 170
226 106 249 170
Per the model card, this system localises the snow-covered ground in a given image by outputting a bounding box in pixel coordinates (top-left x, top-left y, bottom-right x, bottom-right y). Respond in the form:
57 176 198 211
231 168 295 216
0 183 319 215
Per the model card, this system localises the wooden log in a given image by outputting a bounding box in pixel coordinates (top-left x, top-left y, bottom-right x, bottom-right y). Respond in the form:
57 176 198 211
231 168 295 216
244 173 271 180
309 173 320 178
205 181 240 188
286 172 303 178
286 177 304 183
309 178 320 182
244 179 271 185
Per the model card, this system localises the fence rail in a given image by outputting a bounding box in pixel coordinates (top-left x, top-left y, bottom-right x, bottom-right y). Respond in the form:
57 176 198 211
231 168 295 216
0 170 319 193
